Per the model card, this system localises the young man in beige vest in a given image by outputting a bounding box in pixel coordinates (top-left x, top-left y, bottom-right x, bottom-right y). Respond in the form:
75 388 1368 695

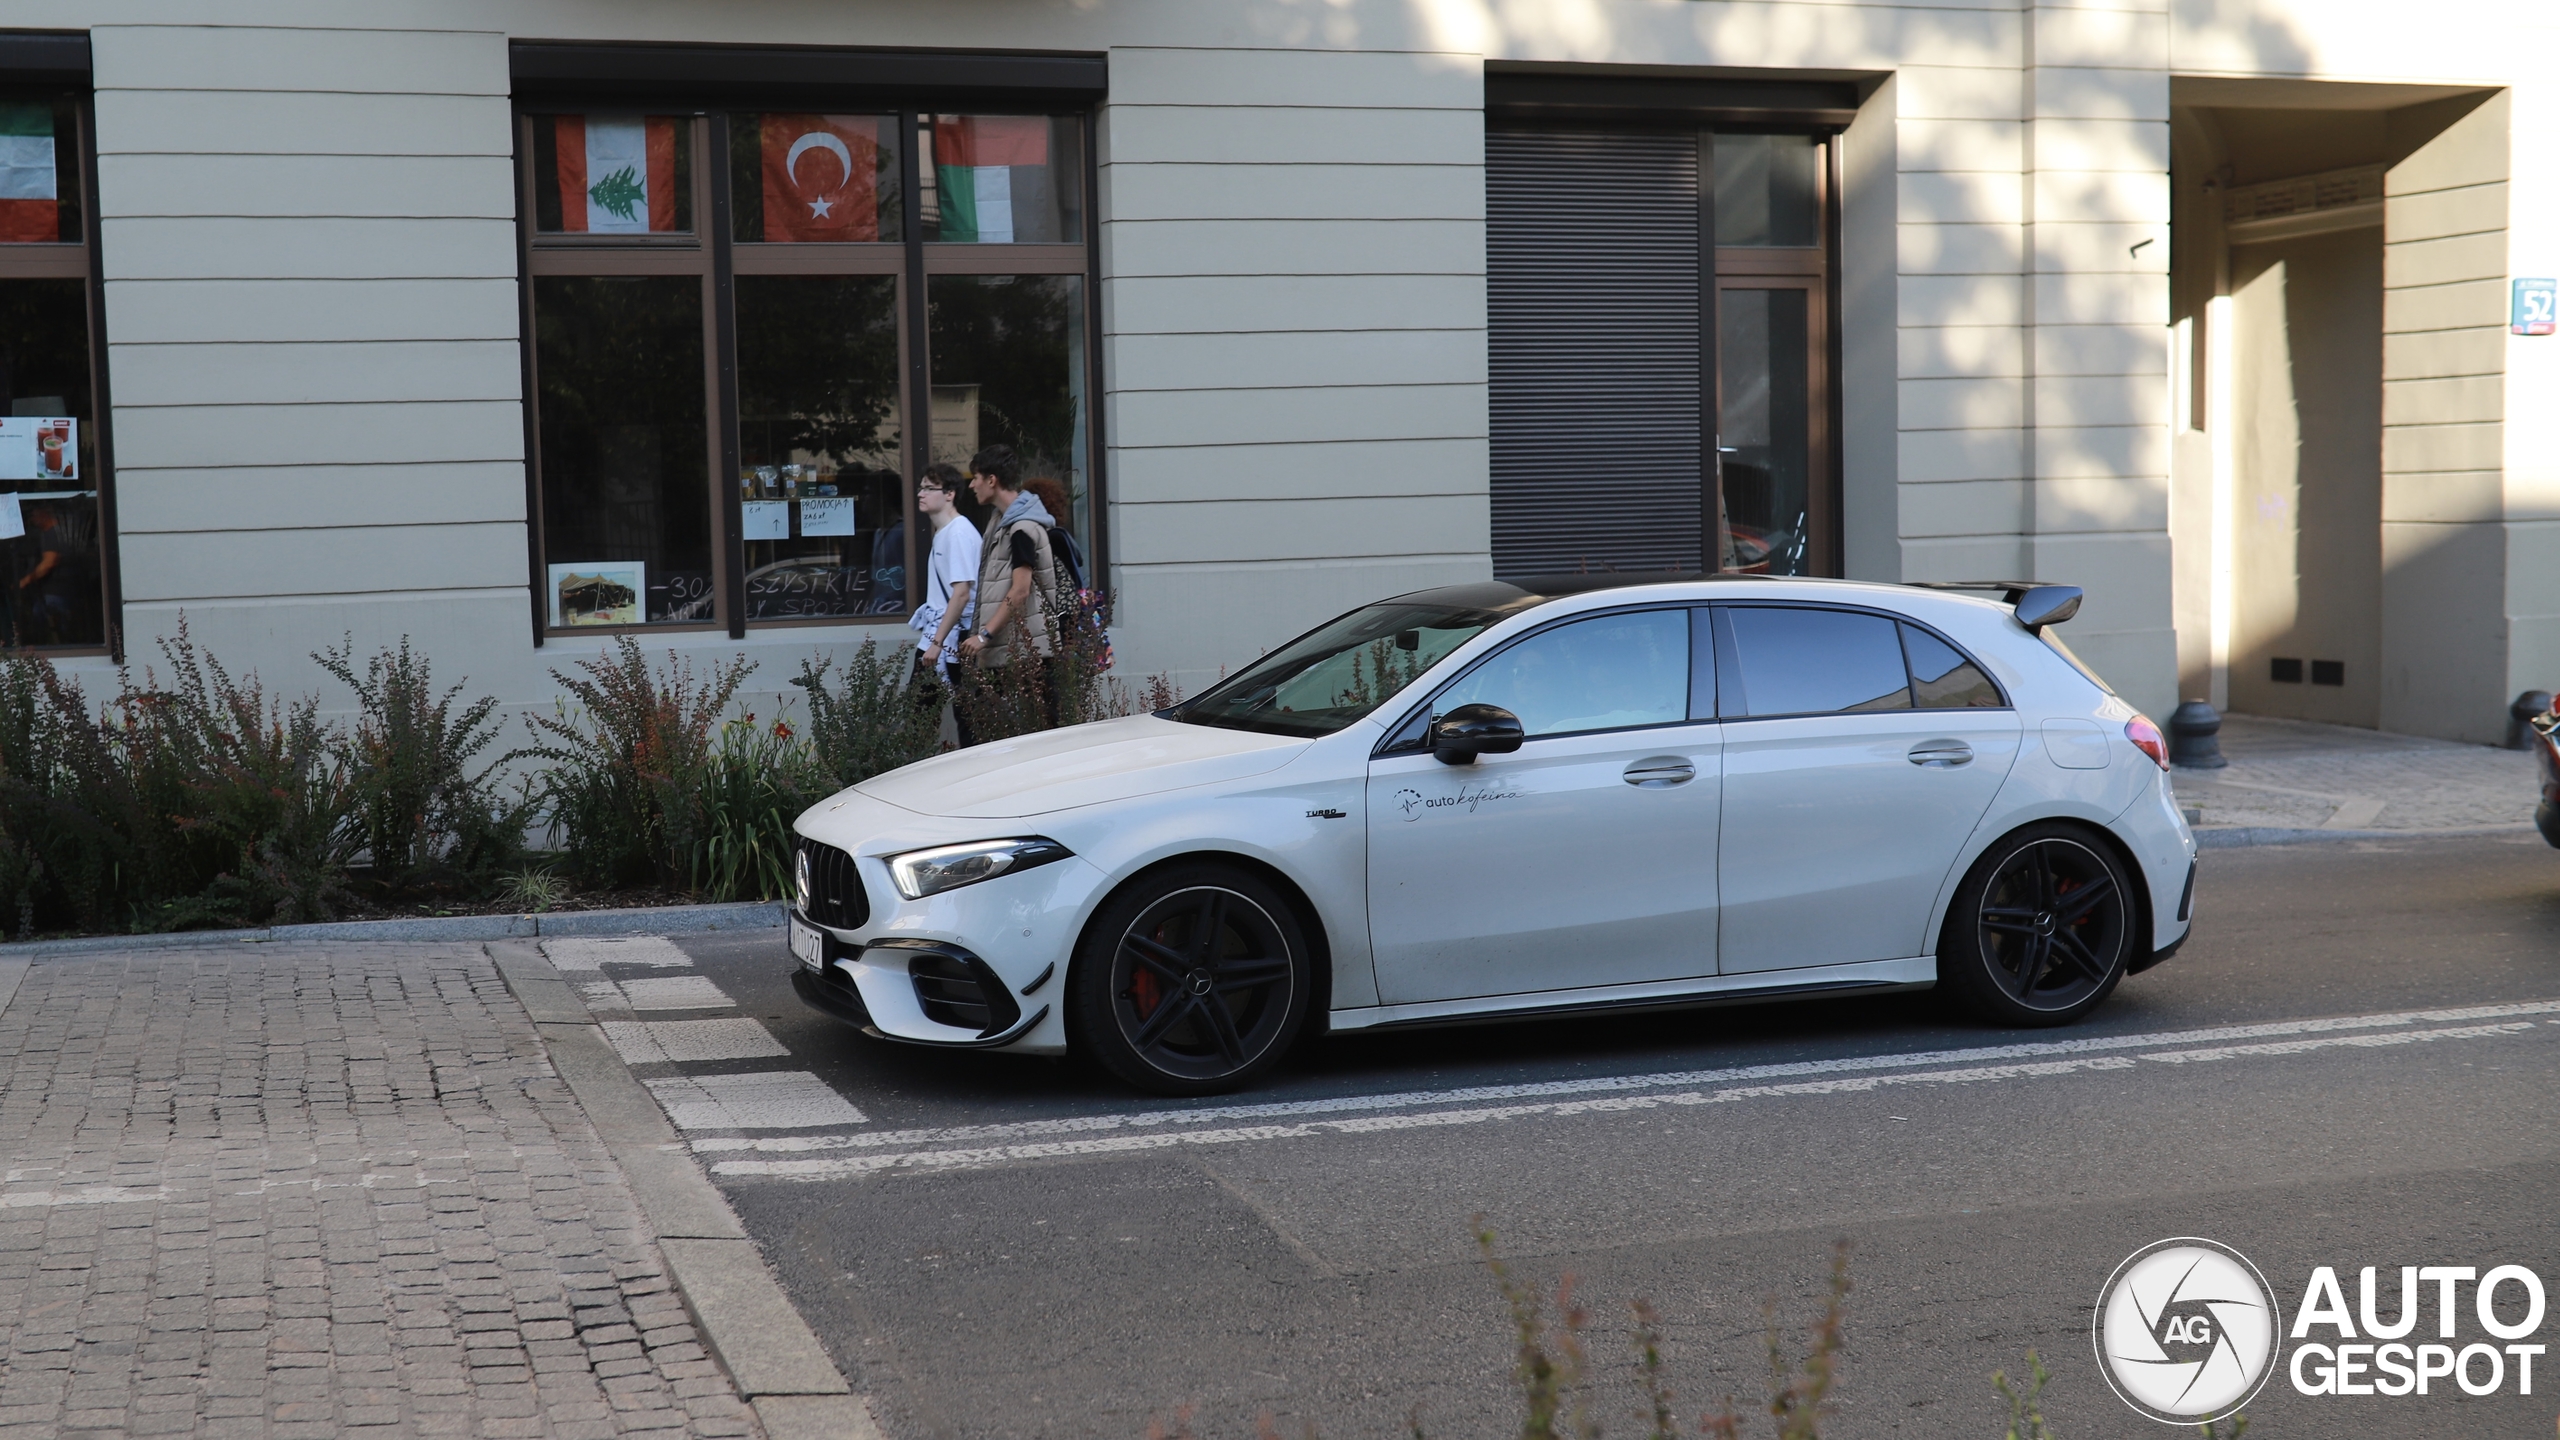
957 445 1067 730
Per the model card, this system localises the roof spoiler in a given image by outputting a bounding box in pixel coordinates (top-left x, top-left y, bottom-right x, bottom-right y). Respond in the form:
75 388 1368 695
1904 579 2084 633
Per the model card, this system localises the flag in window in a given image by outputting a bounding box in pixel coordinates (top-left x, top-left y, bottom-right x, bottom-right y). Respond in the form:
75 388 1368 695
552 114 679 233
760 115 880 242
0 106 58 244
932 116 1049 243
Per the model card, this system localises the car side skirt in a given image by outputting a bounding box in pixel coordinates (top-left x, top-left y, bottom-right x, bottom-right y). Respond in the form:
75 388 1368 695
1324 955 1936 1033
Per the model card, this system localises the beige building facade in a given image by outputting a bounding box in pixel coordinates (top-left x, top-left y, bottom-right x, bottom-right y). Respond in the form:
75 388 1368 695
0 0 2550 742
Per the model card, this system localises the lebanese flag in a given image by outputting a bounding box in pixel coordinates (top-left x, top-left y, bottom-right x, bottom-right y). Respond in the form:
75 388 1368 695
933 116 1049 243
553 114 678 233
0 105 58 244
760 115 879 242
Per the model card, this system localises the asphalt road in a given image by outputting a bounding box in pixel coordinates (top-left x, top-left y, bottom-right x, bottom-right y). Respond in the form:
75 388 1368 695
667 832 2560 1438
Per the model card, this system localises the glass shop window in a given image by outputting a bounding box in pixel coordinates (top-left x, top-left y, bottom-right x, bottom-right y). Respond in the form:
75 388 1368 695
0 93 108 651
520 105 1097 636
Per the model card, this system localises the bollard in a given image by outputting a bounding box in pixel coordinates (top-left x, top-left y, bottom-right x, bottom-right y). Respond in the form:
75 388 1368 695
2508 690 2553 750
2167 700 2226 768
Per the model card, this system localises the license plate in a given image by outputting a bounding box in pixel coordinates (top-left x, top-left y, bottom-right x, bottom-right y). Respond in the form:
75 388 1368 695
789 916 828 969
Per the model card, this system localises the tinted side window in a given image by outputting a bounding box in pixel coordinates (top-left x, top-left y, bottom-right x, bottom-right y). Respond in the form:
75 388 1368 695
1902 625 2003 708
1435 609 1689 737
1725 607 1912 716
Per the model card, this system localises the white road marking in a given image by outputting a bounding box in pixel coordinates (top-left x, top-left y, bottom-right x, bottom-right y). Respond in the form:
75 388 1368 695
544 937 695 972
2138 1020 2537 1063
601 1018 790 1065
1 1186 166 1208
646 1072 869 1131
694 997 2560 1157
702 1002 2560 1181
614 976 734 1011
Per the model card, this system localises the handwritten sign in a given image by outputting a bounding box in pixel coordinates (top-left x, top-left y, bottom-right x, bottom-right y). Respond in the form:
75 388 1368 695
799 496 856 536
742 500 791 541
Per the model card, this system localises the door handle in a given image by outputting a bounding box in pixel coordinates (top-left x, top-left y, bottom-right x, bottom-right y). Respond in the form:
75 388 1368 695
1908 740 1973 768
1623 757 1696 787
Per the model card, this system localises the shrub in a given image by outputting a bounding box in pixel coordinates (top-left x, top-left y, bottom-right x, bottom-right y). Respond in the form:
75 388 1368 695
0 623 360 934
694 709 830 903
316 636 528 898
513 637 753 891
792 641 943 788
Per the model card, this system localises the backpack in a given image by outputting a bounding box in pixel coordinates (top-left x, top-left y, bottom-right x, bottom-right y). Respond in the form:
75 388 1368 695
1047 527 1113 675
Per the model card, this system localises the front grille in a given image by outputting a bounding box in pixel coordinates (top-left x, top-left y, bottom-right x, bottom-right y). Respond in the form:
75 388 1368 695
908 951 1022 1037
797 837 868 931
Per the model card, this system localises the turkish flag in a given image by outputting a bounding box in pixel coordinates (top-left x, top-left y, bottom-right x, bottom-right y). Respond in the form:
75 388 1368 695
761 115 879 242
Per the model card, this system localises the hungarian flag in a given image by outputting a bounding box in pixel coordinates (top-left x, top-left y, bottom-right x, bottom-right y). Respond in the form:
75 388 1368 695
760 115 879 242
552 114 678 233
933 116 1050 243
0 106 58 244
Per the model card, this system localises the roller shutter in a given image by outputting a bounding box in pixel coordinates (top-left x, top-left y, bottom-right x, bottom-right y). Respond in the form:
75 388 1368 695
1486 128 1706 579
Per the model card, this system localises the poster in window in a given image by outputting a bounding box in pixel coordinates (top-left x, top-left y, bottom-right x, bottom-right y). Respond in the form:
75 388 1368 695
741 500 791 541
0 418 74 480
549 561 646 627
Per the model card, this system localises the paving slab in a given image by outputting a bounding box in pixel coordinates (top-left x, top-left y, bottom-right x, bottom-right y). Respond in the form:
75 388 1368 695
0 943 771 1439
2174 711 2538 842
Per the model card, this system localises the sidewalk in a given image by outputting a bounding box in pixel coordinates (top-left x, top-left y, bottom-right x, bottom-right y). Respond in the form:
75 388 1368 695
2174 712 2539 842
0 944 852 1440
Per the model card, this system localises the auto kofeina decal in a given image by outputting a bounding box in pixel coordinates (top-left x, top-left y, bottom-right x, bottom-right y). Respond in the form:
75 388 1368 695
1393 783 1521 821
2094 1238 2547 1422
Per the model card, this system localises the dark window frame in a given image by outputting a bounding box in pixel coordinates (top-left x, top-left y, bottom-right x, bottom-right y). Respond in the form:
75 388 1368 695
1484 69 1852 581
0 33 117 658
509 43 1107 643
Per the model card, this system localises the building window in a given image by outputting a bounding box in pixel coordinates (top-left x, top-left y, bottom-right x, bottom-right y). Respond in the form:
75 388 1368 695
519 105 1095 637
0 89 108 651
1484 75 1846 581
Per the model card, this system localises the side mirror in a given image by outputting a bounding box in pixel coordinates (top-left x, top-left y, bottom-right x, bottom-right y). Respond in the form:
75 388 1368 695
1431 703 1524 765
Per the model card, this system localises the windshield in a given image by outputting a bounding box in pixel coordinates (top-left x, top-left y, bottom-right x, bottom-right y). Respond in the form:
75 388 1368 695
1175 598 1515 737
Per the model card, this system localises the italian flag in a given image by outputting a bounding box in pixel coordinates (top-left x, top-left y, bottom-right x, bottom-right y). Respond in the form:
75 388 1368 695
0 106 57 244
933 116 1049 243
553 114 679 233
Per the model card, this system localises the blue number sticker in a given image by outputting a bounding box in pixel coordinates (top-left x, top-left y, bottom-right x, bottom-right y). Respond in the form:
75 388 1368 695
2515 278 2557 336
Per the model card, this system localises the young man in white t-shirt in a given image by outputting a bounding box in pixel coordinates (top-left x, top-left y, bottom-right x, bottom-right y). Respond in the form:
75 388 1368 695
909 464 982 684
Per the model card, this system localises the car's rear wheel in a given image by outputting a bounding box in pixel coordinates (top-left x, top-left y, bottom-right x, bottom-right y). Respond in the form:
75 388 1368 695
1939 823 2135 1026
1071 864 1312 1096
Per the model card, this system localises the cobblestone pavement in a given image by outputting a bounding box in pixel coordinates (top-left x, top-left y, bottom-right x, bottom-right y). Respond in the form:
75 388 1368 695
0 944 763 1440
2172 711 2537 833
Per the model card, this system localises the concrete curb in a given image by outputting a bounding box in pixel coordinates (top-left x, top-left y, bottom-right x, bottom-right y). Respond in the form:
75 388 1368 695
2195 821 2537 850
485 940 883 1440
0 899 785 960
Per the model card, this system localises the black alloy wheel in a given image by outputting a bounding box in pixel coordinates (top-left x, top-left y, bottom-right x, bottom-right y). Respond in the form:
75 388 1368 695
1071 864 1311 1096
1940 824 2135 1026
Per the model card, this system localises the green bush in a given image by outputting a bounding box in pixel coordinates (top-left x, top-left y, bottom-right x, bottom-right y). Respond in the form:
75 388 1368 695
792 641 943 787
513 637 754 892
316 635 529 898
0 623 359 935
694 708 830 903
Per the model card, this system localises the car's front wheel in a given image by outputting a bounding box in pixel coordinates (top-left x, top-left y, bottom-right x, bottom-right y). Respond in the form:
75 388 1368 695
1939 823 2136 1026
1071 863 1312 1096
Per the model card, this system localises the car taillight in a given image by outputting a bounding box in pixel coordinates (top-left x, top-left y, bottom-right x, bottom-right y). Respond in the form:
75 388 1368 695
2125 715 2170 770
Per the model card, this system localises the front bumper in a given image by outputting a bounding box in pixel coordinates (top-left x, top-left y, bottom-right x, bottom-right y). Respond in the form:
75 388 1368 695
784 829 1102 1055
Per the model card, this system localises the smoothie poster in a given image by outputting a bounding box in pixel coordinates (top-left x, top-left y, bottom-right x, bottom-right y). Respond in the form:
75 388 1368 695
0 418 75 481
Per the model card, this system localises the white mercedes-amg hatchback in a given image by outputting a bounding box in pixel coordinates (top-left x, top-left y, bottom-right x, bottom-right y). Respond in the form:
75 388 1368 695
788 575 2197 1095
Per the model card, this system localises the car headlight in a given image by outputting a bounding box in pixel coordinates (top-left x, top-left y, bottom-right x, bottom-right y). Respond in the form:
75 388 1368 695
886 838 1073 900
